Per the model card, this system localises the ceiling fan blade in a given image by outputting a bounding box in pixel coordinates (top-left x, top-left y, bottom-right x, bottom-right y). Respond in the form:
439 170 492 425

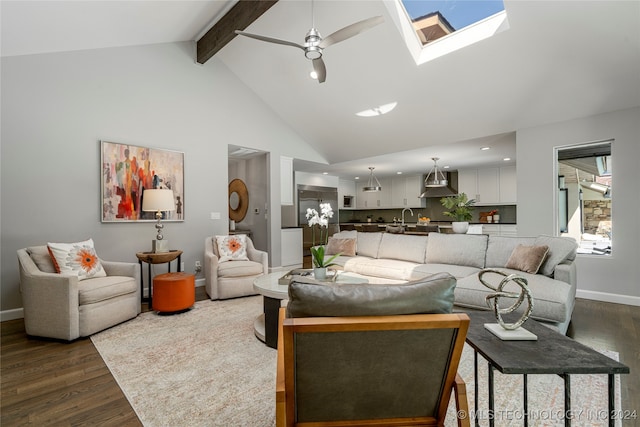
318 15 384 49
235 30 305 50
312 58 326 83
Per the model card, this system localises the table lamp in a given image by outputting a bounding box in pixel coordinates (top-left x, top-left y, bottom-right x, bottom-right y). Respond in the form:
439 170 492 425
142 189 175 253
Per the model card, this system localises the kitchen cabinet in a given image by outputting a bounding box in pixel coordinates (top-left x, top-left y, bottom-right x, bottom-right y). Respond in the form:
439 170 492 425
458 166 516 205
482 224 501 236
477 168 500 204
480 224 517 236
280 156 293 206
499 224 518 236
499 166 517 204
281 228 303 268
338 179 356 210
457 169 478 201
391 175 426 208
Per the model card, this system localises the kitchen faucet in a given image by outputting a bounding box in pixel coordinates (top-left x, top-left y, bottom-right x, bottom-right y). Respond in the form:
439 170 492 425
401 208 414 225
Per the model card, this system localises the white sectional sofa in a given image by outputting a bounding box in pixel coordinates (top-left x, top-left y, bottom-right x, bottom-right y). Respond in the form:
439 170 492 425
324 230 579 334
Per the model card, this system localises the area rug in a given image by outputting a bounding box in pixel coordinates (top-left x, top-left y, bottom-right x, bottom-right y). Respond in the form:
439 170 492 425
92 296 621 427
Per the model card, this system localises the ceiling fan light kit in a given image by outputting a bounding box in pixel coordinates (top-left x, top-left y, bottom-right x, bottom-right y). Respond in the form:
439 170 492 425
234 1 383 84
363 167 382 192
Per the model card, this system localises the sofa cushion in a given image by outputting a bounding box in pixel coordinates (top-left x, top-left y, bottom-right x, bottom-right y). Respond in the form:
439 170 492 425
343 257 422 281
485 236 536 268
425 233 488 268
356 232 383 258
47 238 107 280
78 276 137 305
286 272 457 318
378 233 428 264
217 260 263 277
325 237 356 256
332 230 358 240
534 235 578 277
455 269 572 323
410 263 482 280
27 245 57 273
505 244 550 274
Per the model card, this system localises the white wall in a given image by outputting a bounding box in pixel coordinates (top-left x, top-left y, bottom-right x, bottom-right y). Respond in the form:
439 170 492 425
517 107 640 304
0 41 326 317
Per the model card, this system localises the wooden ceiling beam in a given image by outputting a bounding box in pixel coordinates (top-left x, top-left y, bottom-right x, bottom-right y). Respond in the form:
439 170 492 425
196 0 278 64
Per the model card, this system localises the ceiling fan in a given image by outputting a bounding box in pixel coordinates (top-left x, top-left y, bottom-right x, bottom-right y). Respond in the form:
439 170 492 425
234 1 384 83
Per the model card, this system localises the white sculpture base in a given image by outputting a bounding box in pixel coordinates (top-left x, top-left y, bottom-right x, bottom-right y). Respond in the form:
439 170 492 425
484 323 537 341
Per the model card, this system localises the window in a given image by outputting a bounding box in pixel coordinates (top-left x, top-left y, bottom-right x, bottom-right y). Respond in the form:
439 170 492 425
555 140 612 255
391 0 508 64
402 0 505 45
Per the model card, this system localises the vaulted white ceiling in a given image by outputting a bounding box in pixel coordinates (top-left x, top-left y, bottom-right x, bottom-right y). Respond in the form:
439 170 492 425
2 0 639 179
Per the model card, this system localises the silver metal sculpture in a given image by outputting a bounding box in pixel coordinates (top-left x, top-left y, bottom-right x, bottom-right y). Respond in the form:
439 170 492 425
478 268 534 330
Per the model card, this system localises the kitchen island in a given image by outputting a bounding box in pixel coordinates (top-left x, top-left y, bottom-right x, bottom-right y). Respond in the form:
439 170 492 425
338 222 517 236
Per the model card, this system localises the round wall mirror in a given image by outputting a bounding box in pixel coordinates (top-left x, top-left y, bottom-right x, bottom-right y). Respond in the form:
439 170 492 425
228 179 249 222
229 192 240 210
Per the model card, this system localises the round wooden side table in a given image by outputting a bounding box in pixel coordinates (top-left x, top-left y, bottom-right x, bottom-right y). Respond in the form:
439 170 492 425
135 250 183 308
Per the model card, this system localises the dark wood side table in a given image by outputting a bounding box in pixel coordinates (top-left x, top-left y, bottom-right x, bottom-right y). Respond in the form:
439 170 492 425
135 250 183 308
464 310 629 427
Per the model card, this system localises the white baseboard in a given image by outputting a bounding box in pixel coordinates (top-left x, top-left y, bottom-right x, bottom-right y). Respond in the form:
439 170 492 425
1 307 24 322
576 289 640 306
195 278 205 287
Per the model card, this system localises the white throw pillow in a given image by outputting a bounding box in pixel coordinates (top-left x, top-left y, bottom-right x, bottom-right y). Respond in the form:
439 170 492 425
47 238 107 280
216 235 250 262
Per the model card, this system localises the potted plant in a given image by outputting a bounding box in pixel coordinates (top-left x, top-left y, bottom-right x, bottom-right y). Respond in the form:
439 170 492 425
440 193 476 234
305 203 340 279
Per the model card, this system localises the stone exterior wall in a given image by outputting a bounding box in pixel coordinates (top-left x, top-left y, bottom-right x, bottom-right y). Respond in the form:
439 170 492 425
583 200 611 236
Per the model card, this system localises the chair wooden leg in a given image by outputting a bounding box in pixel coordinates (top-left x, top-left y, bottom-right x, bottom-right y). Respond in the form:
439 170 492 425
276 308 286 427
454 373 471 427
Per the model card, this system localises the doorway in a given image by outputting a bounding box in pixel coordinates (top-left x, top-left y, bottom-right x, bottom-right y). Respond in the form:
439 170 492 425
228 145 269 252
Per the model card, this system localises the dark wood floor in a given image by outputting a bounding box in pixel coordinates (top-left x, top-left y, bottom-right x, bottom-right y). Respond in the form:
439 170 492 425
2 290 639 426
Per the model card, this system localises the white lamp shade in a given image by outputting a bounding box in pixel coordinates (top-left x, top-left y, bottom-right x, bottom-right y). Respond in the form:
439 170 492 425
142 189 175 212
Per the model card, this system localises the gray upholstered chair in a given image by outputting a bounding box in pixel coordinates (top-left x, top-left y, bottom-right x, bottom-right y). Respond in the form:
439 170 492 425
17 245 140 341
276 309 470 427
204 235 268 300
276 273 470 427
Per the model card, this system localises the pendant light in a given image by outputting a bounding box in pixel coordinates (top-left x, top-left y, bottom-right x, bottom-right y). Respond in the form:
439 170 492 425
363 167 382 192
424 157 448 187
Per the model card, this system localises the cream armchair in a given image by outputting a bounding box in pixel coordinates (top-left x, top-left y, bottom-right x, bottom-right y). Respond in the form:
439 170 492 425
204 235 268 300
17 245 140 341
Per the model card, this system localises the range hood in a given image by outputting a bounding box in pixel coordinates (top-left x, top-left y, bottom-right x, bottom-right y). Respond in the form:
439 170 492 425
419 172 458 198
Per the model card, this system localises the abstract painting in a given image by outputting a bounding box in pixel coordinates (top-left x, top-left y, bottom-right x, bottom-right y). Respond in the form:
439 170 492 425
101 141 184 222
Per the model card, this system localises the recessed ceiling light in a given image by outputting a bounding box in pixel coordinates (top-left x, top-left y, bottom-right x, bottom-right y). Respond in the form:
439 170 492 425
443 165 450 169
356 102 397 117
481 147 491 151
322 172 328 175
397 171 402 175
503 157 511 161
355 176 360 180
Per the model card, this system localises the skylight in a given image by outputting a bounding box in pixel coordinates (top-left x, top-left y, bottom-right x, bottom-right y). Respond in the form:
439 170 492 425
386 0 508 65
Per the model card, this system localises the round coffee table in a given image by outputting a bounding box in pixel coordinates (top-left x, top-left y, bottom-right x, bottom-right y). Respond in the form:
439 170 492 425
252 270 368 348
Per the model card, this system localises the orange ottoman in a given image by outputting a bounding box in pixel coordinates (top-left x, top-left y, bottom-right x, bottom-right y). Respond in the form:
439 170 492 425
152 272 195 313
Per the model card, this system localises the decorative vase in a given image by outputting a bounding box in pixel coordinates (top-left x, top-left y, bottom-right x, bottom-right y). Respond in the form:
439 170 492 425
313 267 327 280
493 214 500 223
486 216 493 223
452 221 469 234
